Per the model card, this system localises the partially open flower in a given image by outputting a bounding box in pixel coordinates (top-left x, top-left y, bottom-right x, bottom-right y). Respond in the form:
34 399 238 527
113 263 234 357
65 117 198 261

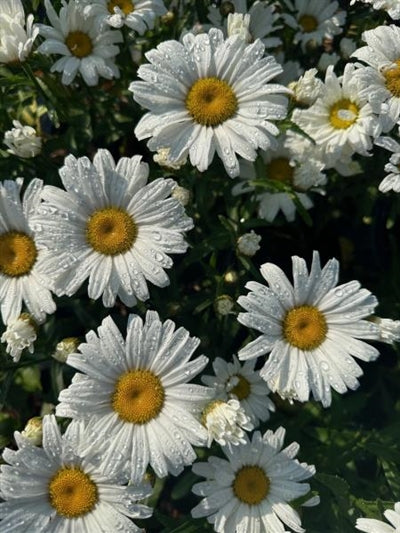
1 313 37 363
202 398 254 448
4 120 42 158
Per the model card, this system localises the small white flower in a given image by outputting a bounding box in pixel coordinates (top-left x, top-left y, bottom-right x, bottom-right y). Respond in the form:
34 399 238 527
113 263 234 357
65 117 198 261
202 398 254 448
237 230 261 257
233 133 326 223
226 13 251 42
0 0 38 63
192 427 316 533
20 416 43 445
282 0 346 51
289 68 323 106
202 355 275 426
372 317 400 344
37 0 123 86
130 29 289 178
374 136 400 192
0 415 153 531
4 120 42 158
237 251 382 407
83 0 167 34
52 337 80 363
292 64 382 164
356 502 400 533
207 0 283 50
153 147 187 170
1 314 36 363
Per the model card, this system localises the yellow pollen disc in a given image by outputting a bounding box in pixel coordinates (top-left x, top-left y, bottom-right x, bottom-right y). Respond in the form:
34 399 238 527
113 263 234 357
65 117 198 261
329 99 359 129
384 60 400 98
298 14 318 33
112 369 165 424
65 31 93 58
108 0 134 15
230 375 251 400
186 77 238 127
266 157 294 184
283 305 327 350
233 466 270 505
48 467 98 518
0 231 37 277
86 207 137 256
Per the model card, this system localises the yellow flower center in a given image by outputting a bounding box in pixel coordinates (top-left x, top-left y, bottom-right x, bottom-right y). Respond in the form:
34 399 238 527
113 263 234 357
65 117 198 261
298 14 318 33
230 375 251 400
266 157 294 184
185 77 238 127
0 231 37 277
65 31 93 58
283 305 327 350
108 0 134 15
233 466 270 505
86 207 137 256
329 99 359 129
48 467 98 518
112 369 165 424
384 60 400 98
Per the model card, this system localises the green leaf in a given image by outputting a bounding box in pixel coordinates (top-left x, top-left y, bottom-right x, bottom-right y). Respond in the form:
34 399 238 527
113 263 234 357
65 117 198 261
382 460 400 499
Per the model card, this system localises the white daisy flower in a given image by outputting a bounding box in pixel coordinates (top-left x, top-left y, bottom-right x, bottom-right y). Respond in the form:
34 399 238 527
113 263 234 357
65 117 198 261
0 415 152 532
202 398 254 448
207 0 283 49
350 0 400 20
83 0 167 34
32 149 193 308
374 136 400 192
292 63 382 163
37 0 123 86
4 120 42 158
352 25 400 131
282 0 346 51
0 179 56 325
192 426 316 533
1 313 37 363
232 133 326 223
202 355 275 426
356 502 400 533
56 311 214 484
0 0 38 64
129 28 290 178
237 251 382 407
